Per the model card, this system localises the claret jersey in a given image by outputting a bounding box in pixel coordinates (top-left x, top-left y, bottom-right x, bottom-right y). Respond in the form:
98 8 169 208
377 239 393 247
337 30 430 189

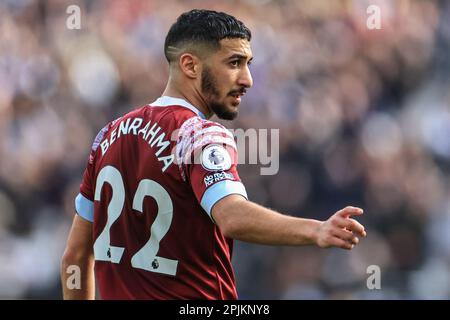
75 96 247 299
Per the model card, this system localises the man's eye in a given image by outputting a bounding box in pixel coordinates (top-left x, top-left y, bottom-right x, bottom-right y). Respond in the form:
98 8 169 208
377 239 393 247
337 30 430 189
230 60 240 67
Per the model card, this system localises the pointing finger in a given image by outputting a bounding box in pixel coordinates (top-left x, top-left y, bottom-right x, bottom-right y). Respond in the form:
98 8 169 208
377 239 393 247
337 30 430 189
337 206 364 218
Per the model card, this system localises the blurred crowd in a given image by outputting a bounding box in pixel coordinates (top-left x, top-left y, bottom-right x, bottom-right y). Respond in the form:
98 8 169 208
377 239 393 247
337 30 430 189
1 0 450 299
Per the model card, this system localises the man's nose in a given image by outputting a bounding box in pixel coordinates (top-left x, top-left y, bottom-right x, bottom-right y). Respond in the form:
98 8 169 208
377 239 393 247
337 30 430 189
238 65 253 88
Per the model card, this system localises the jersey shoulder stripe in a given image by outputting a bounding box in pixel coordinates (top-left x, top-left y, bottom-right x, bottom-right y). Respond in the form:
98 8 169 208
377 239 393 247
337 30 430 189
176 117 236 165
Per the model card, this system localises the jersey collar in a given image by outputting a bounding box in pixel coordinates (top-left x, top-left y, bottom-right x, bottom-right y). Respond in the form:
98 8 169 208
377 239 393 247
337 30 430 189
150 96 206 119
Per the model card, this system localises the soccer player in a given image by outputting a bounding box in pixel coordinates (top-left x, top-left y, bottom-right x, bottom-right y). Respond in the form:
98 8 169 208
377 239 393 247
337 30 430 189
61 9 367 300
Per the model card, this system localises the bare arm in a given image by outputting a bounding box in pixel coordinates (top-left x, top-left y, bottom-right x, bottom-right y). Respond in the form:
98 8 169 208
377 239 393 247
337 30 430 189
60 214 95 299
212 195 366 249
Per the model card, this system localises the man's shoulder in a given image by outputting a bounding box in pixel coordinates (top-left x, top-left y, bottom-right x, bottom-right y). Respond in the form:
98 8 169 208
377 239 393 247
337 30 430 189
175 116 236 167
178 115 229 135
90 117 121 154
88 105 146 155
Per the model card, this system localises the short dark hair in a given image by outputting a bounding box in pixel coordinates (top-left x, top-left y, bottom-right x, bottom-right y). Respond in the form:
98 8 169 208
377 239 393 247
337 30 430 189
164 9 251 63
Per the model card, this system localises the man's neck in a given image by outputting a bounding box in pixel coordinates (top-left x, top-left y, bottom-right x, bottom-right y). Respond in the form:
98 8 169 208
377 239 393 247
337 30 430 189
162 84 212 119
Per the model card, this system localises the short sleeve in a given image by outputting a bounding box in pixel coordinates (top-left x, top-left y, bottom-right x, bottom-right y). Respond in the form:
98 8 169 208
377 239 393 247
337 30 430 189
175 117 248 220
75 122 113 222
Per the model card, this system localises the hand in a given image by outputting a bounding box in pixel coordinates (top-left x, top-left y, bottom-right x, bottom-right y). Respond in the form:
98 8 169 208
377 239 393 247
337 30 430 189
315 206 367 250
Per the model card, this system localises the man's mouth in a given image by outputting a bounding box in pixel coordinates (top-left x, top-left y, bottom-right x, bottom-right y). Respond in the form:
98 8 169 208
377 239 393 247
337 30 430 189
229 89 247 99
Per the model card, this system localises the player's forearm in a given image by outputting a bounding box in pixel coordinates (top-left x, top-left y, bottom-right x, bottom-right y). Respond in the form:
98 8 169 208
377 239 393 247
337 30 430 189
61 251 95 300
215 198 321 246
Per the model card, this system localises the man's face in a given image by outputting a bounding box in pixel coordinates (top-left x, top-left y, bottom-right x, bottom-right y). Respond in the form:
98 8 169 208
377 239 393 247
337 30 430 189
200 38 253 120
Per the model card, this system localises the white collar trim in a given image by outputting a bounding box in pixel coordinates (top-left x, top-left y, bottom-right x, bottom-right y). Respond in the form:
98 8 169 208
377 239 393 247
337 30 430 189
150 96 206 119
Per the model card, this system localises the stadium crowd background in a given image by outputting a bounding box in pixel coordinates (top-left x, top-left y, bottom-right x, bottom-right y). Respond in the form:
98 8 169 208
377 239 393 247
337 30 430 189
1 0 450 299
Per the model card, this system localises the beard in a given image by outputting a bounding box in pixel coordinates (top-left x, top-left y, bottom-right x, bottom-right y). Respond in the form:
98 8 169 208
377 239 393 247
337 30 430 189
201 66 238 120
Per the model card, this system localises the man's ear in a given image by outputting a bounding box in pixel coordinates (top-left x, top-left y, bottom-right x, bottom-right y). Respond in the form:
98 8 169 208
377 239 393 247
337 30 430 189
179 53 200 79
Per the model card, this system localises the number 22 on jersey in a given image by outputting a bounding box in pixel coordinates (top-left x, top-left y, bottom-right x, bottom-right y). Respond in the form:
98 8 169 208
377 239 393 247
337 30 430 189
93 165 178 276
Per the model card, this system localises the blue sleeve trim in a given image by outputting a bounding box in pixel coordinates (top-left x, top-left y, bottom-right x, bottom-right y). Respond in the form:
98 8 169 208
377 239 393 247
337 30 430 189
200 180 248 221
75 193 94 222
